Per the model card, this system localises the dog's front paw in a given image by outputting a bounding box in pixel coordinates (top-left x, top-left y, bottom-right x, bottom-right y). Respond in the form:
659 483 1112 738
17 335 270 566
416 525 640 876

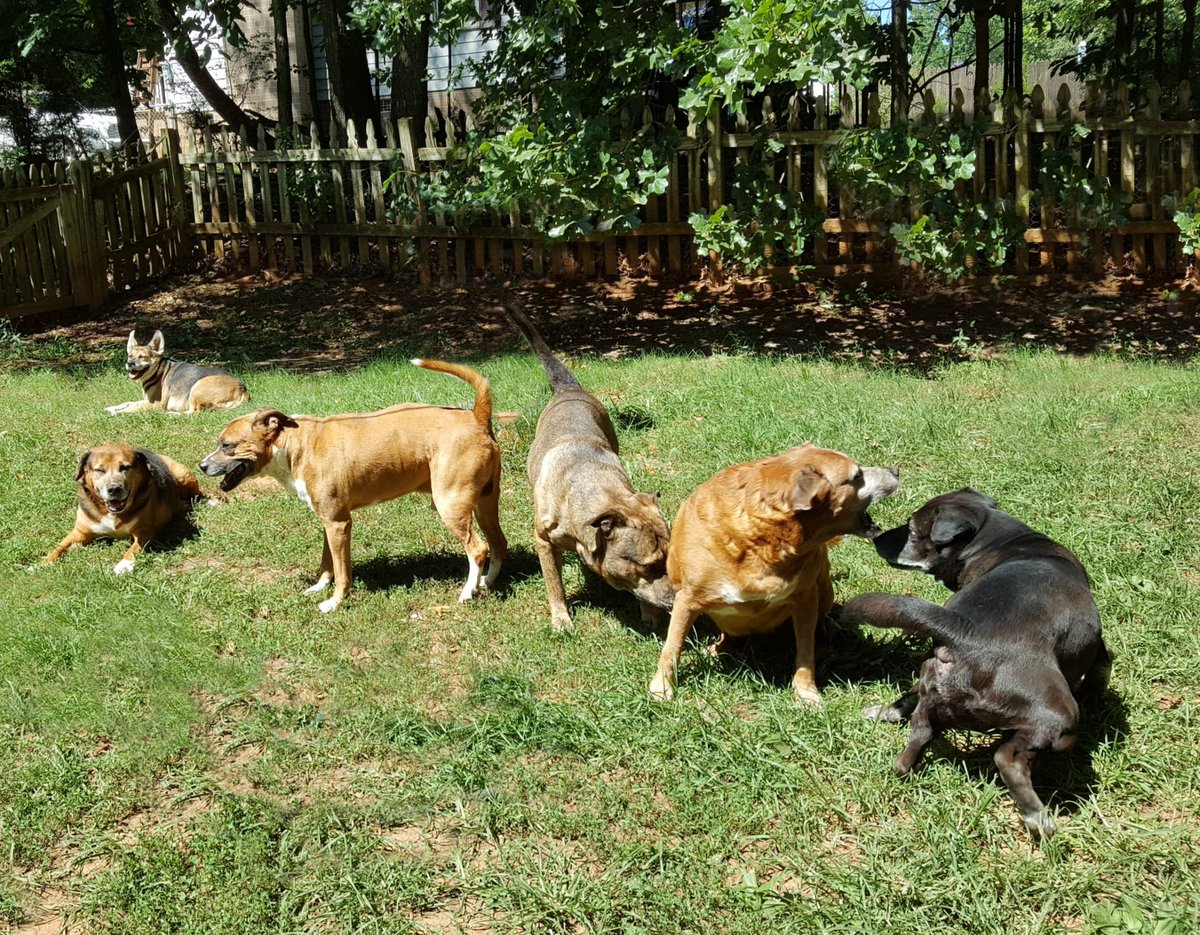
105 403 129 415
793 685 824 708
304 576 332 595
113 559 135 575
648 673 675 702
318 595 342 613
1024 810 1057 840
862 702 905 723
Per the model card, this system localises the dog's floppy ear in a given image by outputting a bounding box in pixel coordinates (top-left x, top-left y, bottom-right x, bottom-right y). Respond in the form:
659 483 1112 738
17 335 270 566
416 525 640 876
252 408 299 435
634 491 661 508
789 466 827 512
75 450 92 481
126 330 138 353
586 511 625 556
930 506 979 547
958 486 998 509
148 330 165 354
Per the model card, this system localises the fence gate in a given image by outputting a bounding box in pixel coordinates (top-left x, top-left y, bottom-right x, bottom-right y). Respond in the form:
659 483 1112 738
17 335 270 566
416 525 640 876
0 161 105 318
0 130 189 319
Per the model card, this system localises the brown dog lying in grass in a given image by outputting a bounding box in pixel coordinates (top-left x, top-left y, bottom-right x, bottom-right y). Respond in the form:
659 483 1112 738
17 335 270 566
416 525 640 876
45 444 202 574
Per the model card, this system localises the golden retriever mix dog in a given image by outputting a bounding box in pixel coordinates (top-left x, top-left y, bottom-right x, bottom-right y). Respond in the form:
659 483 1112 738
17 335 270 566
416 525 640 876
649 444 898 704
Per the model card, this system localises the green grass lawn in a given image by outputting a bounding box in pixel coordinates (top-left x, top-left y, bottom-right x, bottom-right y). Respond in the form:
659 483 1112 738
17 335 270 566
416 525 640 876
1 328 1199 933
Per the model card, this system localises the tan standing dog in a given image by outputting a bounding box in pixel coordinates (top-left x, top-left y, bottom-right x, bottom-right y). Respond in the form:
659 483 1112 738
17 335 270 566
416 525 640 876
504 303 673 630
45 444 202 574
649 445 899 704
106 330 248 414
198 359 507 613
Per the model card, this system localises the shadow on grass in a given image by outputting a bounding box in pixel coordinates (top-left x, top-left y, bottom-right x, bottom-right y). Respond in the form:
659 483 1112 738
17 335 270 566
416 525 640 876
353 545 541 599
9 272 1200 376
838 627 1131 819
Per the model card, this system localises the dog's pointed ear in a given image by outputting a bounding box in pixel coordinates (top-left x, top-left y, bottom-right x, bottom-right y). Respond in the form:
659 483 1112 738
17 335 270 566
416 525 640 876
252 408 298 435
931 506 979 547
789 466 827 512
126 330 138 353
148 330 165 354
75 450 92 481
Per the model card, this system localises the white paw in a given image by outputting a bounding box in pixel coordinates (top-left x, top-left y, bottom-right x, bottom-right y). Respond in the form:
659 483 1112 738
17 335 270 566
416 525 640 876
457 584 476 603
793 686 824 708
648 674 675 702
105 404 125 415
113 559 135 575
304 578 332 594
318 595 342 613
205 498 221 507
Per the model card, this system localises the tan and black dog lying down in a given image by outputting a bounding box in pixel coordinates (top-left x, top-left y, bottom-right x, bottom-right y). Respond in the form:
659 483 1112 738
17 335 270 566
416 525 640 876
45 444 202 574
649 445 899 705
107 330 248 415
199 359 507 613
504 302 673 630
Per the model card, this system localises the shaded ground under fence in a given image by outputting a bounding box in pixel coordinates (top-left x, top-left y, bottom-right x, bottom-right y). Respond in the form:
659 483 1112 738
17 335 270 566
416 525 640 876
1 80 1198 318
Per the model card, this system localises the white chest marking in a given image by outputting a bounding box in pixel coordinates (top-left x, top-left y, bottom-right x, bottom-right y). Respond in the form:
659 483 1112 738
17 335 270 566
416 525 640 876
263 446 315 512
90 514 121 535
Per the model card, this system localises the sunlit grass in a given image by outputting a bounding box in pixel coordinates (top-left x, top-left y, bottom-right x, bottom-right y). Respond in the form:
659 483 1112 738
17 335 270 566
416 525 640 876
1 340 1198 932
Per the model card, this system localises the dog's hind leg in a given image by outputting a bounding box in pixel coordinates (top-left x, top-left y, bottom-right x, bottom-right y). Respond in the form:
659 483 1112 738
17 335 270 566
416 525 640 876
435 496 490 603
473 477 507 591
1073 637 1113 700
993 729 1070 840
893 697 938 775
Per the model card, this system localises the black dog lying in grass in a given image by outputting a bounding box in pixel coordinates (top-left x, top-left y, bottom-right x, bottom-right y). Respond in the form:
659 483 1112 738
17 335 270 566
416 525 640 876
843 488 1112 839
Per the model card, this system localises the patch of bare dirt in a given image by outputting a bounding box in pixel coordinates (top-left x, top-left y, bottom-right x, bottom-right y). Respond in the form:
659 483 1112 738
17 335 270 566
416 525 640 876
9 270 1200 375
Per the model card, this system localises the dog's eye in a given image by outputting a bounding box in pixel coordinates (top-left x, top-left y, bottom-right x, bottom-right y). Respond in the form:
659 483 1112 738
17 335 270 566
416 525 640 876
220 442 235 453
118 463 131 471
851 467 863 484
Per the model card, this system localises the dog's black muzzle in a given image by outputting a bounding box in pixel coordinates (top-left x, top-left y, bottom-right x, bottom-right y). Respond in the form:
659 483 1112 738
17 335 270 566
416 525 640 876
872 524 909 564
199 455 253 492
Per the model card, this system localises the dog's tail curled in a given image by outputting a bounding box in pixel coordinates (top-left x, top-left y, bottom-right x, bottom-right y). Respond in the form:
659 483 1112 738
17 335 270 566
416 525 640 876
411 359 493 434
501 301 582 395
842 593 970 649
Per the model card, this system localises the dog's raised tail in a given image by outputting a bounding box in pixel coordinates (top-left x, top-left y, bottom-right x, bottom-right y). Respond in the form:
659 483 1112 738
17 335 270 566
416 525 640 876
501 301 581 394
411 359 493 433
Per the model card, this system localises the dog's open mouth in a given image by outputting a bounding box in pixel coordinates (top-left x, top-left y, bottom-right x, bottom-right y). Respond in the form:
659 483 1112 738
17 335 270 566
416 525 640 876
105 496 129 514
127 366 148 379
218 461 252 492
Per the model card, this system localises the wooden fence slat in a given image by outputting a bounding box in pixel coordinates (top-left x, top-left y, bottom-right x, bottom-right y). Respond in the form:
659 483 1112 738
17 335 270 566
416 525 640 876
239 128 260 273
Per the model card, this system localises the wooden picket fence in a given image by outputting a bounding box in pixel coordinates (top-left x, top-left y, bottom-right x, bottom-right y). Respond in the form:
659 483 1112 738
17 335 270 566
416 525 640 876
1 80 1198 316
0 131 189 318
173 78 1199 284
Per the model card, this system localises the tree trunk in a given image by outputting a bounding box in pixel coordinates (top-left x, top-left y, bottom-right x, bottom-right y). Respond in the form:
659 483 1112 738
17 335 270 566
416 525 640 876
973 0 991 112
890 0 909 123
318 0 379 144
93 0 139 145
389 13 431 124
146 0 260 134
272 0 293 135
1183 0 1197 89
